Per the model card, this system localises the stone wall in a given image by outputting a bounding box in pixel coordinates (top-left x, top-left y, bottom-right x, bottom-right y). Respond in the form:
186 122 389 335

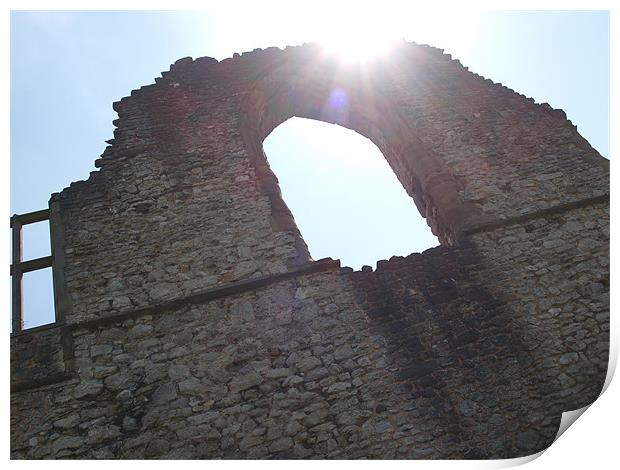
389 45 609 222
8 259 559 459
469 198 609 410
10 41 609 459
11 324 68 389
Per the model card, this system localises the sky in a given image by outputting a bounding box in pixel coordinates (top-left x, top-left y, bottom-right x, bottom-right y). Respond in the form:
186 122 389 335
9 9 610 329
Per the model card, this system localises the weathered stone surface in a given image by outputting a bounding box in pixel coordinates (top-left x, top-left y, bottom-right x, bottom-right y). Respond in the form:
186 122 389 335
53 414 80 430
151 383 178 404
144 438 170 458
10 41 608 460
52 436 83 454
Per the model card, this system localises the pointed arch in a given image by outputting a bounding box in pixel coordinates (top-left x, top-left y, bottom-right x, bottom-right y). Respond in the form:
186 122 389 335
239 60 484 254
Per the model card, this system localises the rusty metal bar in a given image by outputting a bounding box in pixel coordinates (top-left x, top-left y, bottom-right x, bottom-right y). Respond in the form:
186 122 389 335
11 219 23 334
49 200 69 324
10 209 50 227
11 256 53 275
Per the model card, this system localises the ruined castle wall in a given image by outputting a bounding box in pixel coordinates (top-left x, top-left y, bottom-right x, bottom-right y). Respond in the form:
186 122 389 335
14 200 608 459
388 46 609 222
53 80 305 325
10 216 608 459
50 43 609 328
469 199 609 410
10 42 609 460
11 254 562 459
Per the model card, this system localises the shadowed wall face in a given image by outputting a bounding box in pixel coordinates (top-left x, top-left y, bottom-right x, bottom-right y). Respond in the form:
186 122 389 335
10 42 609 459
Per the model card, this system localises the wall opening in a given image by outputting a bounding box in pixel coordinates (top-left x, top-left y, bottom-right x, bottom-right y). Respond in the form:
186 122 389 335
22 220 55 328
10 210 55 333
22 219 52 260
263 117 439 270
22 267 55 329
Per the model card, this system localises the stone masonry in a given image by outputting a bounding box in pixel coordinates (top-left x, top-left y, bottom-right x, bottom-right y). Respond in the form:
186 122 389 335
10 41 609 459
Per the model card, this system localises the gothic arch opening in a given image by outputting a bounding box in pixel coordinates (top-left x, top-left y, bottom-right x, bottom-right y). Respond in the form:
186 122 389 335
263 117 439 269
240 60 480 268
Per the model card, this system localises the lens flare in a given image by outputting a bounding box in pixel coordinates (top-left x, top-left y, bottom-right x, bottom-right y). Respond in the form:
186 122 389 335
329 88 348 108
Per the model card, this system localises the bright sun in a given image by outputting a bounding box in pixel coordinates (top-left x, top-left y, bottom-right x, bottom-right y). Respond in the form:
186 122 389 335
320 30 401 63
309 5 481 65
222 5 481 67
316 9 403 63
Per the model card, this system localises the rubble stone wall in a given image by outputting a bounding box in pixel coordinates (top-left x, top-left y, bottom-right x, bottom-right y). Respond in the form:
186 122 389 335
11 325 68 388
8 259 559 459
10 42 609 459
469 198 609 410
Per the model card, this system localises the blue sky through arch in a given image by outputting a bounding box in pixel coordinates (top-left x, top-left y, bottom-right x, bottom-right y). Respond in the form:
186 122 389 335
264 117 439 269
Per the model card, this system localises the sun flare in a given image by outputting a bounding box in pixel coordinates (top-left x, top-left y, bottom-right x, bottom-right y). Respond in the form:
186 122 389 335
314 7 404 63
320 30 401 63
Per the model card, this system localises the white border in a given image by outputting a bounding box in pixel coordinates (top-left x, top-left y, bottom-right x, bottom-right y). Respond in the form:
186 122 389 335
2 1 616 467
